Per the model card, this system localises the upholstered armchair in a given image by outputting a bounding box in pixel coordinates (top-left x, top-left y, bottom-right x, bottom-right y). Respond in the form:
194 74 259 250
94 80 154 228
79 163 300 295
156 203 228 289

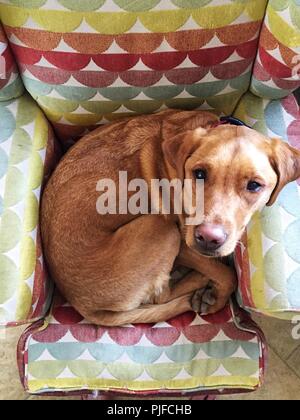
0 0 299 399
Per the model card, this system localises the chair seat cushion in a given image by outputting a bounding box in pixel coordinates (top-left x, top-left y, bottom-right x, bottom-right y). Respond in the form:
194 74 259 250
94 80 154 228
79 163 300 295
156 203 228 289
234 93 300 319
18 294 266 397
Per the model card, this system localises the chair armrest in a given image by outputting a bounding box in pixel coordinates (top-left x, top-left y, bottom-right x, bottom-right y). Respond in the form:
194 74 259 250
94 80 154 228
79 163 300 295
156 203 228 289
234 92 300 319
251 1 300 99
0 93 60 326
0 21 24 101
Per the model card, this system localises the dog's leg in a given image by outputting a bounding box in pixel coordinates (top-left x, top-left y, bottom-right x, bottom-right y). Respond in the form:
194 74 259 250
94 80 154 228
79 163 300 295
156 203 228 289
70 213 232 325
73 215 208 325
177 243 237 314
156 270 210 304
85 271 212 326
84 294 193 326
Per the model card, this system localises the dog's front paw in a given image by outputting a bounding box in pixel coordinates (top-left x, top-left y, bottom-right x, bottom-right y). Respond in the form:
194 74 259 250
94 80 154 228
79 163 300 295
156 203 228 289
191 279 234 315
191 282 217 314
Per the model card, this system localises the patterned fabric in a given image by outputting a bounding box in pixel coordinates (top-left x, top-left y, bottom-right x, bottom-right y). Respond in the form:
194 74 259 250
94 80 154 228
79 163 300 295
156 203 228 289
19 294 266 395
0 22 23 100
0 94 59 326
251 0 300 99
234 92 300 319
0 0 268 146
0 0 297 396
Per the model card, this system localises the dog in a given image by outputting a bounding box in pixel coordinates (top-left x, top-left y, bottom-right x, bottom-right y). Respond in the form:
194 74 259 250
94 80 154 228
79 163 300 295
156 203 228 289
41 110 300 326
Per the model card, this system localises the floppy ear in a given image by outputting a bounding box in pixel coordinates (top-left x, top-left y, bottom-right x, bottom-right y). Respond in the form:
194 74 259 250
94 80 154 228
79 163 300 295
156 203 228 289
162 111 219 139
267 138 300 206
162 112 219 180
162 130 205 181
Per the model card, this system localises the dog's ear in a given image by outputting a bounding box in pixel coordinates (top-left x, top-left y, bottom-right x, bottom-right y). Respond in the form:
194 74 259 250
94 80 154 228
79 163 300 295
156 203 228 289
181 113 219 131
162 130 205 181
267 138 300 206
162 111 219 138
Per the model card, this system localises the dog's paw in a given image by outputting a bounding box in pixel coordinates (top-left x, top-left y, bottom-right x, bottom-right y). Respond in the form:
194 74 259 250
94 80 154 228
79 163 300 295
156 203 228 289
191 281 217 314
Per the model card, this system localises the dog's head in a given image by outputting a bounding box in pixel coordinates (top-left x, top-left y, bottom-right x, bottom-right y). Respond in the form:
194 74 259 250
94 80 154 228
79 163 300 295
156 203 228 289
163 116 300 257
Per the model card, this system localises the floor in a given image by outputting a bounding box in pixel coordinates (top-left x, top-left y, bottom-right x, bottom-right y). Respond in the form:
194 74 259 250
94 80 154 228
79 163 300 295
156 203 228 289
1 314 300 400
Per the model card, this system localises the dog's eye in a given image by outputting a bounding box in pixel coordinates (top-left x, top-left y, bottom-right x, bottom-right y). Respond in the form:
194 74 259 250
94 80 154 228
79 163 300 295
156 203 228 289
194 169 207 180
247 181 263 193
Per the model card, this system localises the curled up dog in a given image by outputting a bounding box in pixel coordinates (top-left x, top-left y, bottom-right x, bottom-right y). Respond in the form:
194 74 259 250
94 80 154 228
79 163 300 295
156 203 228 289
41 110 300 326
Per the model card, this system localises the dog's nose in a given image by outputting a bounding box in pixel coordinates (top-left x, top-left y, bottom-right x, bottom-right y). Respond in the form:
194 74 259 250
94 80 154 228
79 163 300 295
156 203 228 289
195 224 228 251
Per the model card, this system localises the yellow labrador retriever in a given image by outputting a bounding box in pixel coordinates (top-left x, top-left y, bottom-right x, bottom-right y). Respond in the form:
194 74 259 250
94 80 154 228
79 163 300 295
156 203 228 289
41 110 300 326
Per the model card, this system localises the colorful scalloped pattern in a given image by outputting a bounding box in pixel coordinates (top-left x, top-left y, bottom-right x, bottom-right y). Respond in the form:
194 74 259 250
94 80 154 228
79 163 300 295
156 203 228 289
234 92 300 319
20 294 266 395
0 94 58 326
251 0 300 99
0 22 23 100
0 0 268 145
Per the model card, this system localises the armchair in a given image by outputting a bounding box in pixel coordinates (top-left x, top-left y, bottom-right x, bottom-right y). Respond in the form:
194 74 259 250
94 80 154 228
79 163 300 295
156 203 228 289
0 0 299 399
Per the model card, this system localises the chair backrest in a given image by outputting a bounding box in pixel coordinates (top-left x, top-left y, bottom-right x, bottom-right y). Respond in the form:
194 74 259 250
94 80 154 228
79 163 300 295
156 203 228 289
0 0 270 147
